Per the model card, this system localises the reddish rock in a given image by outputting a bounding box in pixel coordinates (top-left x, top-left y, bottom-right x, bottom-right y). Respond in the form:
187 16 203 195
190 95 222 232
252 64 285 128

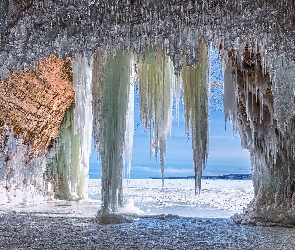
0 55 74 157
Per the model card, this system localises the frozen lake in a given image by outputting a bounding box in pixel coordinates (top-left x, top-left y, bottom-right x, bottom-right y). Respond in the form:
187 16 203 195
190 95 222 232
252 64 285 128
89 179 254 218
1 179 295 249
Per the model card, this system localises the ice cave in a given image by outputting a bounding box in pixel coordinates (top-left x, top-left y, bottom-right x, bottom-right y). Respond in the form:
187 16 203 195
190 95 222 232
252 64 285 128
0 0 295 227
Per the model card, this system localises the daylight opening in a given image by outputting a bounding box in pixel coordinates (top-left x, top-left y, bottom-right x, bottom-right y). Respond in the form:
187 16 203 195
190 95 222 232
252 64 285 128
86 43 253 218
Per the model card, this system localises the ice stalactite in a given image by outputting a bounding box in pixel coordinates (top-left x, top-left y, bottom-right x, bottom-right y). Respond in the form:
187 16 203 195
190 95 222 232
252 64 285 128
92 48 132 213
72 54 93 199
138 44 173 185
46 105 76 200
47 55 93 201
181 40 209 193
223 61 238 131
124 64 135 181
172 74 182 127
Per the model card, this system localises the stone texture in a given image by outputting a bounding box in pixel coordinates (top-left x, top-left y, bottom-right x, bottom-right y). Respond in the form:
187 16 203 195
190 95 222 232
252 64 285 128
0 55 74 156
0 55 74 205
233 47 295 225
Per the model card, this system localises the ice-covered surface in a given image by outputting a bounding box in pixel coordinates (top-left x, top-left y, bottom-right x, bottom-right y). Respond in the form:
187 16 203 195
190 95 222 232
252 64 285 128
0 128 53 205
1 0 295 224
1 214 295 250
1 180 295 249
88 179 253 218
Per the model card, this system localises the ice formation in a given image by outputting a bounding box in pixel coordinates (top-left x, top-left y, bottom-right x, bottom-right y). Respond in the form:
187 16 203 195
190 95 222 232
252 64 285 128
1 0 295 223
92 48 132 213
47 55 92 200
72 55 93 199
181 40 209 192
47 105 76 200
138 44 173 184
124 59 135 181
0 127 52 204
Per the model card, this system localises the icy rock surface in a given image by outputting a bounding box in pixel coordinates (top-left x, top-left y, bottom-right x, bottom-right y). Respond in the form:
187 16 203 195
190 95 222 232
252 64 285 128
0 0 294 78
232 48 295 224
0 127 53 205
1 0 295 223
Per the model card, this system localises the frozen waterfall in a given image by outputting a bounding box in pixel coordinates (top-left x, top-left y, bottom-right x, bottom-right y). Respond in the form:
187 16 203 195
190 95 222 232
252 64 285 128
92 48 132 213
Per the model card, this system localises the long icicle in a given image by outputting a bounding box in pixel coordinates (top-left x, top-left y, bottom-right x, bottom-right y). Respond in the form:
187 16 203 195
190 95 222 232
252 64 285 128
138 44 173 185
182 39 209 193
72 54 93 200
92 48 132 213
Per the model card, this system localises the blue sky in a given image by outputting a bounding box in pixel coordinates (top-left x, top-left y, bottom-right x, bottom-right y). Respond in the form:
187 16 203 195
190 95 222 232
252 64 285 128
89 105 251 179
89 45 251 179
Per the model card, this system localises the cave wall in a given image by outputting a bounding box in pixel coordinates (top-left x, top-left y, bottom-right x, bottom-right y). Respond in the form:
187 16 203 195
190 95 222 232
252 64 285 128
233 49 295 224
0 0 295 223
0 55 74 204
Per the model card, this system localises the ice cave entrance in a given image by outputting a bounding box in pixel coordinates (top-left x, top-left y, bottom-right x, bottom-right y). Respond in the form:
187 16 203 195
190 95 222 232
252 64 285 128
88 45 253 218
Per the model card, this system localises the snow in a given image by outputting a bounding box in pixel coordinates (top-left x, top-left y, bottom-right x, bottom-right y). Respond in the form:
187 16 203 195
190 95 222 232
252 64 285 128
88 179 254 218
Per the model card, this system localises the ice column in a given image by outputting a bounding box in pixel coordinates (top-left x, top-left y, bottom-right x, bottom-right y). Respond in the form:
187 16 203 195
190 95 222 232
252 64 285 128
182 40 209 193
124 65 134 180
72 54 93 199
47 55 93 200
46 105 76 200
92 48 132 213
138 44 173 185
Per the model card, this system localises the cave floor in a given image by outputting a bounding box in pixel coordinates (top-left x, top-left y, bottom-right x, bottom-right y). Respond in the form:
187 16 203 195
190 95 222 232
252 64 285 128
0 203 294 250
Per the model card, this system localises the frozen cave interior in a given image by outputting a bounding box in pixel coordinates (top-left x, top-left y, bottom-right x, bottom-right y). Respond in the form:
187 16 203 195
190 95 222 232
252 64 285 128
0 0 295 224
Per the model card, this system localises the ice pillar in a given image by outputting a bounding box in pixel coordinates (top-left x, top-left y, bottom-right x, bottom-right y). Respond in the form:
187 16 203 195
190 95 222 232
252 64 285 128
92 48 132 213
72 54 93 199
46 55 93 200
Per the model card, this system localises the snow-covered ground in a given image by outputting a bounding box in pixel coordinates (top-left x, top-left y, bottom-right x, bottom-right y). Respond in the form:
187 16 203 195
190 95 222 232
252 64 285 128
88 179 254 218
2 179 295 250
0 179 253 219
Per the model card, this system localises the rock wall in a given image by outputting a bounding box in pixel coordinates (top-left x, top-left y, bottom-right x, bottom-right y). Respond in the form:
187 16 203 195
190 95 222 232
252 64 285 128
0 55 74 204
233 48 295 225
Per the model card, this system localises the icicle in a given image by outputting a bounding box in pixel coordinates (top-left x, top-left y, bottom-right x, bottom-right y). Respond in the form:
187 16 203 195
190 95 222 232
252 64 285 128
72 54 93 199
92 48 132 213
47 105 75 200
223 61 238 130
138 44 173 185
181 39 209 193
124 59 135 181
172 74 182 127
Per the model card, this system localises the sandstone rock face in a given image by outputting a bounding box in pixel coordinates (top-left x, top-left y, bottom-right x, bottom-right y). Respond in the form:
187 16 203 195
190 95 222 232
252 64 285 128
0 55 74 204
0 55 74 154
